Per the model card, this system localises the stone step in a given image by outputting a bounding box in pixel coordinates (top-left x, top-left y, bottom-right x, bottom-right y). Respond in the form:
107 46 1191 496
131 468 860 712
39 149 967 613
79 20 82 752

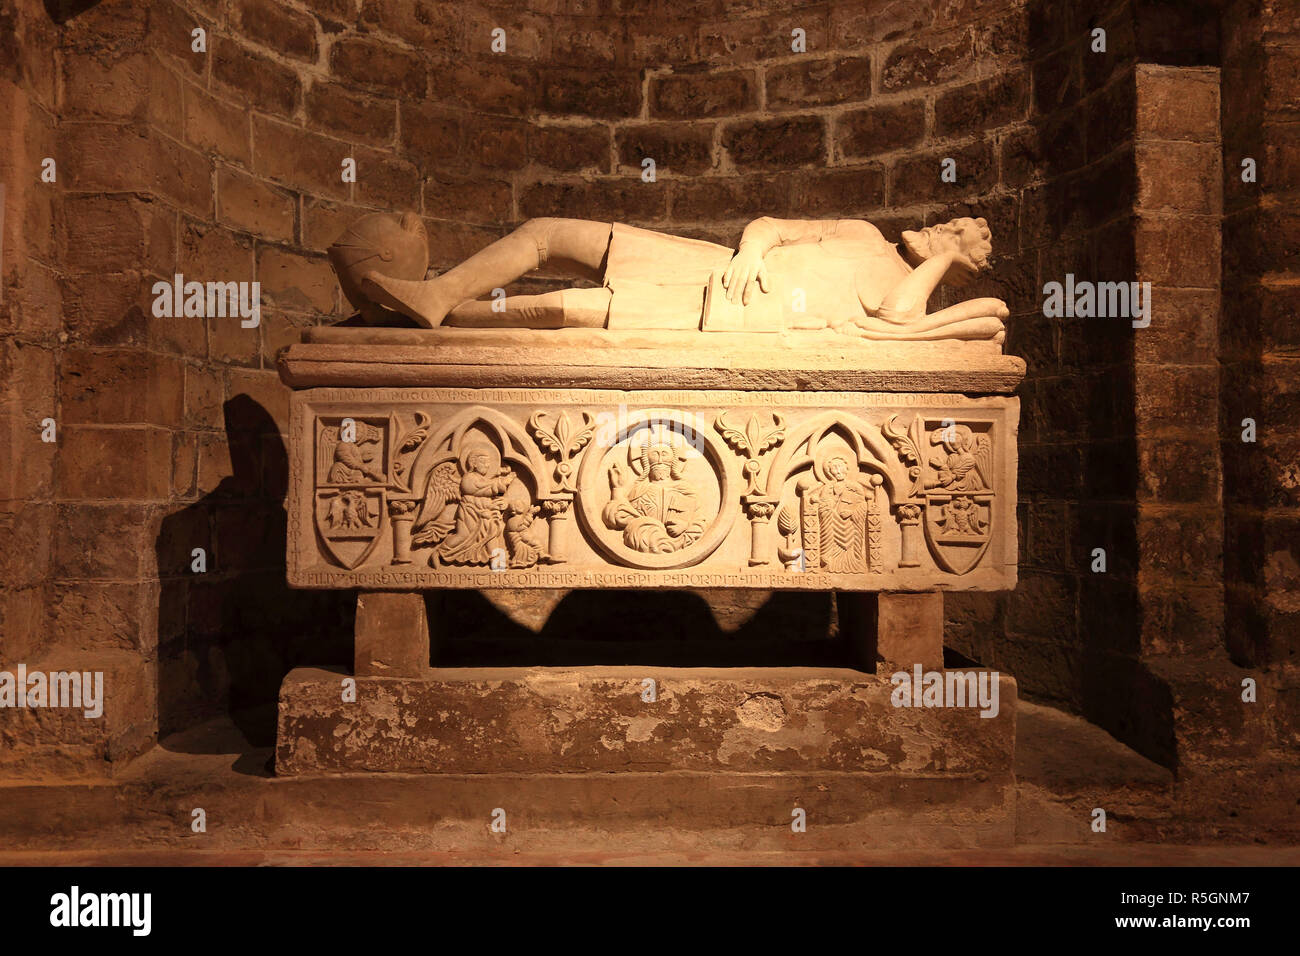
276 664 1016 776
1015 699 1176 843
0 762 1016 852
1 664 1021 853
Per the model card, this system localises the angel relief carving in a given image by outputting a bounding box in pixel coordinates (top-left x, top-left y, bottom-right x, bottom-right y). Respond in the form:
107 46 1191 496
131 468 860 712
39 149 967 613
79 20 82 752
409 442 547 569
927 423 992 493
318 419 387 485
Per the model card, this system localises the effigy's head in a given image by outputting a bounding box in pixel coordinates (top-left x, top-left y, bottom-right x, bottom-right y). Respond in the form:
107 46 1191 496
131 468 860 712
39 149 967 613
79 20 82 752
328 212 429 324
902 217 992 281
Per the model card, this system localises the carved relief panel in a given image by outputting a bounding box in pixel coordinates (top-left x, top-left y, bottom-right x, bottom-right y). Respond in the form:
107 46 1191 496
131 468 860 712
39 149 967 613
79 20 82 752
288 387 1018 590
884 414 998 575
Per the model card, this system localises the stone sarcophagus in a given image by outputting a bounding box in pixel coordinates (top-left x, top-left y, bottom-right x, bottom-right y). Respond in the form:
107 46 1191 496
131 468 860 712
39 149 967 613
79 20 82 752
281 331 1022 594
274 212 1026 797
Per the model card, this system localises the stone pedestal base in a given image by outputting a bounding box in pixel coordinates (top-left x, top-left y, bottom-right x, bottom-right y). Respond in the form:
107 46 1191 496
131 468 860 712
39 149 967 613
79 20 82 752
276 665 1015 777
839 591 946 673
355 591 429 676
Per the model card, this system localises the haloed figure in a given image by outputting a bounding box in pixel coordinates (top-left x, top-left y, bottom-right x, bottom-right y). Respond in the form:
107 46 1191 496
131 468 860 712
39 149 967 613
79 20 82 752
330 212 1008 342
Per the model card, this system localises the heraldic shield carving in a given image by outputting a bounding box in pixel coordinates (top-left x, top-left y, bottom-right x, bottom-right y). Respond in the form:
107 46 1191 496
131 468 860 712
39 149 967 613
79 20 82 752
289 389 1018 589
314 416 391 570
922 422 995 574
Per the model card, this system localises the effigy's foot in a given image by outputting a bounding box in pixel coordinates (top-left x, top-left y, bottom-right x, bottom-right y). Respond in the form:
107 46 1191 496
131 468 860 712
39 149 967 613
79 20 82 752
361 272 452 328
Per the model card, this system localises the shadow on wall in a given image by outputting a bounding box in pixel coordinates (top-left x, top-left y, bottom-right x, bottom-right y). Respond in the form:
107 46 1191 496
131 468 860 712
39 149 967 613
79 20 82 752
41 0 102 25
1008 0 1181 767
152 398 846 755
154 395 353 754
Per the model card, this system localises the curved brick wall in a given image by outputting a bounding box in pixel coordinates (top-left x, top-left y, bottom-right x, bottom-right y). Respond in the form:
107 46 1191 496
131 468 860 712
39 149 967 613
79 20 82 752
144 0 1051 725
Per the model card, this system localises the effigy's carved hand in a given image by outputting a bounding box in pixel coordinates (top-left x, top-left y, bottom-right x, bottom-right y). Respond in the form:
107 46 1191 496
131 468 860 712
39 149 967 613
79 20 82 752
722 242 770 305
608 462 625 493
943 245 989 288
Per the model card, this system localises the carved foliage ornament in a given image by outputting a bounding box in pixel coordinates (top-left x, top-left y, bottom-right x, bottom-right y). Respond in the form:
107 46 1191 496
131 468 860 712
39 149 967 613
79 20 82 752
529 409 595 494
715 410 786 496
303 402 1005 581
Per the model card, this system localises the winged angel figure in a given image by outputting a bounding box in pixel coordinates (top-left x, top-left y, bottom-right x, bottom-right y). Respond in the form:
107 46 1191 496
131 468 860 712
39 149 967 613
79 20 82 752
926 425 992 493
410 444 545 568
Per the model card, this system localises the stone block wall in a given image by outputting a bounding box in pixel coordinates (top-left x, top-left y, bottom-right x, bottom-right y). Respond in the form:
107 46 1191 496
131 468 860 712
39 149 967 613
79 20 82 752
1221 0 1300 671
0 0 1295 802
1214 0 1300 784
942 0 1147 740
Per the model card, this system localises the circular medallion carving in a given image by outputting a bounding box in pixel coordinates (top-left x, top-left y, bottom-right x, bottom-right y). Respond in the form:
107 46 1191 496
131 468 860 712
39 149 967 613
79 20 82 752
575 409 737 570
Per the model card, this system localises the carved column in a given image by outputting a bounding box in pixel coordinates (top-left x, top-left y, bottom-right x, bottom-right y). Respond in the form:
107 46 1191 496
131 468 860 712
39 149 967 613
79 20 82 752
744 497 775 566
839 591 944 674
542 496 573 563
388 498 419 565
896 503 923 567
355 591 429 677
716 411 786 568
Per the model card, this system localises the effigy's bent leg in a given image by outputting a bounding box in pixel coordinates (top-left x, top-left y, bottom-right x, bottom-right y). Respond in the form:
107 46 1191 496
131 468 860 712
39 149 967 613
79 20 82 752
362 218 612 327
444 287 612 329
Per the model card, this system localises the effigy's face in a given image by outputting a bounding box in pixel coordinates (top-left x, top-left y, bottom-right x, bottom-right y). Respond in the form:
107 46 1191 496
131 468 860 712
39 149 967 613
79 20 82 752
951 220 992 267
925 222 960 255
827 456 849 481
468 452 492 475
